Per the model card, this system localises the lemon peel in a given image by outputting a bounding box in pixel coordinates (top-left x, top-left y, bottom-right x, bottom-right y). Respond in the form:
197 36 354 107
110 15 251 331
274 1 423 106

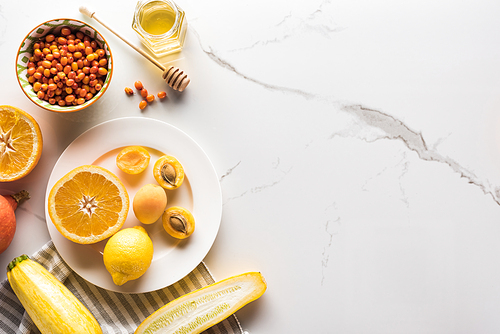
103 226 154 286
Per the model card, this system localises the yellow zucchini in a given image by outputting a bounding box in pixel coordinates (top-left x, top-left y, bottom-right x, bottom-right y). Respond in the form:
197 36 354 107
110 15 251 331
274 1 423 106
135 272 266 334
7 255 102 334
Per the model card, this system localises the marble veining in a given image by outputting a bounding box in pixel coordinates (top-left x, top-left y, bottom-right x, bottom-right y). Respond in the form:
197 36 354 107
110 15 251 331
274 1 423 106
340 104 499 206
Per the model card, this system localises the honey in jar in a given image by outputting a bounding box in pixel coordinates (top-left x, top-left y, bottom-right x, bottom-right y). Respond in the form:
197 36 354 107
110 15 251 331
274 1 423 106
132 0 187 57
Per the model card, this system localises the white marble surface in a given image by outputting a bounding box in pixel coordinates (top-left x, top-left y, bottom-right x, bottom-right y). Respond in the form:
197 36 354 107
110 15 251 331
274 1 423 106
2 0 500 332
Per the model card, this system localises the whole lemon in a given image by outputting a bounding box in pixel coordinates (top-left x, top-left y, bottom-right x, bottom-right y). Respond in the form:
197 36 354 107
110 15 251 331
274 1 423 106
103 226 154 286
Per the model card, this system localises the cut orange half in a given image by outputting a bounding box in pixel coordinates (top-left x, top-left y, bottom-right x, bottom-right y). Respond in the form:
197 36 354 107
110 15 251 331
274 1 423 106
0 105 43 182
48 165 129 244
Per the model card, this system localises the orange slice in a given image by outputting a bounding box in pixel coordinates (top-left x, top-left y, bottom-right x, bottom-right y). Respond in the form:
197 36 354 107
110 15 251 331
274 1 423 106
0 105 43 182
47 165 129 244
116 146 150 174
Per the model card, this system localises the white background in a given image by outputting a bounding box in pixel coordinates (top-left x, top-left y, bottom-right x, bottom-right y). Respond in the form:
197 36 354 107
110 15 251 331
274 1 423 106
1 0 500 332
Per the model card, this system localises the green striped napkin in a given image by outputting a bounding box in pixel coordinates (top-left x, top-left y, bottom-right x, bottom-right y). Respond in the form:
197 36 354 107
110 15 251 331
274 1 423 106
0 241 242 334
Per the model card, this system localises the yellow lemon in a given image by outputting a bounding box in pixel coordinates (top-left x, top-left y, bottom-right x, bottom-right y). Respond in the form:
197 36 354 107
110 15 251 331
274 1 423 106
0 105 43 182
103 226 153 286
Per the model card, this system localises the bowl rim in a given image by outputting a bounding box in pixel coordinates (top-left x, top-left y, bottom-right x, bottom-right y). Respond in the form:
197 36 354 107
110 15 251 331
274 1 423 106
16 18 113 113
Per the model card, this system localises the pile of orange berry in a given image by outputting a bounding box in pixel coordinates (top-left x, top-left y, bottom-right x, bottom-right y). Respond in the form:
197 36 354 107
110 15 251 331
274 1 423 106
125 81 167 110
26 27 109 106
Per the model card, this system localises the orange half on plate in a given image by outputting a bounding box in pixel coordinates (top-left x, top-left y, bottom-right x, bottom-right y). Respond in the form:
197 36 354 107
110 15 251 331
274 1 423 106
47 165 129 244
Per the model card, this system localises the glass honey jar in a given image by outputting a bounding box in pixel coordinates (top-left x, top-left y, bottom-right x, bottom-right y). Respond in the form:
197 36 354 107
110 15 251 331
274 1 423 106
132 0 187 57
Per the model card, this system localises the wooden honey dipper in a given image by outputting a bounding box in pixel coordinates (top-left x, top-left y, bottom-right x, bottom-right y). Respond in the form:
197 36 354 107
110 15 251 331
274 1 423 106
79 6 190 92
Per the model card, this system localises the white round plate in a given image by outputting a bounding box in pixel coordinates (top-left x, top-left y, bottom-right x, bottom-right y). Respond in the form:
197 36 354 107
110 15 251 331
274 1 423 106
45 117 222 293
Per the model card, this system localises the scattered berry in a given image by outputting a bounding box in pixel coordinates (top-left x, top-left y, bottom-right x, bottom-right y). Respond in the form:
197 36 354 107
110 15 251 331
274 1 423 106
157 91 167 99
124 87 134 95
146 94 155 103
139 100 147 110
141 89 148 98
134 81 144 90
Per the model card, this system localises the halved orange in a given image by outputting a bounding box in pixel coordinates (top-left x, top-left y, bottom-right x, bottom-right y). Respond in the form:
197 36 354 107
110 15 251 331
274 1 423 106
48 165 129 244
116 146 150 174
0 105 43 182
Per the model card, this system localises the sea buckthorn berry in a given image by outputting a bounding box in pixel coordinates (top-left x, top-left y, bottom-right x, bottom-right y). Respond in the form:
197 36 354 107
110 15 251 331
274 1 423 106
146 94 154 103
57 37 67 45
157 91 167 99
98 67 107 76
61 27 71 36
139 100 147 110
45 34 55 43
125 87 134 95
141 89 148 98
134 81 143 90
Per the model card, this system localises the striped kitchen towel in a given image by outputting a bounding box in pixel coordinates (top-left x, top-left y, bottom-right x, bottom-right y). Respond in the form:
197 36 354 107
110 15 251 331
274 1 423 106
0 240 243 334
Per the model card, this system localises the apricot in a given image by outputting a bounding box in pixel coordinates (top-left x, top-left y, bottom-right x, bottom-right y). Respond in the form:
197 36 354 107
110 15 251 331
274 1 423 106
116 146 150 174
162 206 195 239
133 184 167 224
153 155 185 190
